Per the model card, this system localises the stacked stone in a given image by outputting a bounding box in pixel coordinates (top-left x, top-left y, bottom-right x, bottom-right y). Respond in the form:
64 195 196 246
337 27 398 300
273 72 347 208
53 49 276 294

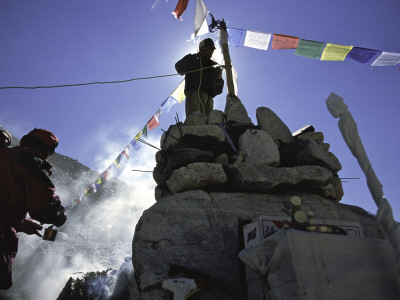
153 94 343 202
132 95 382 300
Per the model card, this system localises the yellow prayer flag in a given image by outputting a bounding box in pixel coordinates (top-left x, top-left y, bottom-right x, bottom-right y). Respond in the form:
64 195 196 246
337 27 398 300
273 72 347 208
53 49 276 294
134 131 143 141
321 43 353 61
170 79 186 103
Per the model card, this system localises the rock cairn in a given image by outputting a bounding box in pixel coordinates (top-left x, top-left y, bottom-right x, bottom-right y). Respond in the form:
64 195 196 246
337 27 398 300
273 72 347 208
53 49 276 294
153 94 343 202
131 95 381 300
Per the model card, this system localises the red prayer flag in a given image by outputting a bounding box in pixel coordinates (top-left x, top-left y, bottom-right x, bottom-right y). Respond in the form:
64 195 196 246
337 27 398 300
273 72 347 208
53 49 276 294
172 0 190 21
102 170 110 181
272 33 299 50
122 150 129 159
148 115 160 130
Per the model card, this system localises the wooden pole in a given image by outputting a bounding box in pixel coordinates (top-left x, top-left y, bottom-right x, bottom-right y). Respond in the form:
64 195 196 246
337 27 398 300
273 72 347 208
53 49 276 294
219 22 236 96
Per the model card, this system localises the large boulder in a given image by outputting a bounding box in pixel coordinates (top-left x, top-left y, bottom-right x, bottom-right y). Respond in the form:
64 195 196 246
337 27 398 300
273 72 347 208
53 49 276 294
160 125 225 149
238 129 280 166
293 139 342 173
166 162 228 194
224 94 253 124
153 148 216 185
207 110 225 125
184 112 208 126
225 163 334 194
256 107 293 144
131 191 382 300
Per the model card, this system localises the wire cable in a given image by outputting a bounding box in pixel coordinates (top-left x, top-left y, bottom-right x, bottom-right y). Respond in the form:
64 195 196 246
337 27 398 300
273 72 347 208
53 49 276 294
0 65 225 90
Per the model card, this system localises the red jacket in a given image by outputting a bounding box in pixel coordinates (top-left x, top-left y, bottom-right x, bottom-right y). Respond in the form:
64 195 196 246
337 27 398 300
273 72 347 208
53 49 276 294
0 146 64 231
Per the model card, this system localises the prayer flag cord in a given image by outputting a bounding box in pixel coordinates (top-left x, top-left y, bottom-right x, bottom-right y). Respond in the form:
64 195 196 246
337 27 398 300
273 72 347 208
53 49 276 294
0 65 222 90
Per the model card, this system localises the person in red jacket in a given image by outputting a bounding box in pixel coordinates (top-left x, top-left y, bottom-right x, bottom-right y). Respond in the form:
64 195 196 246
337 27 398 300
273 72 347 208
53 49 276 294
0 128 67 290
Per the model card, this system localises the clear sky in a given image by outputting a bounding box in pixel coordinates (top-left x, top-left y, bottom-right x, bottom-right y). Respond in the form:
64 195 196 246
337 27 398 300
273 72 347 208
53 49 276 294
1 0 399 220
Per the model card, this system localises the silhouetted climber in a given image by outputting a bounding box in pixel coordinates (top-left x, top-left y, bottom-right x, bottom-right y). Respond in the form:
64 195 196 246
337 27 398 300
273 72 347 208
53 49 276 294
0 128 67 290
175 38 224 118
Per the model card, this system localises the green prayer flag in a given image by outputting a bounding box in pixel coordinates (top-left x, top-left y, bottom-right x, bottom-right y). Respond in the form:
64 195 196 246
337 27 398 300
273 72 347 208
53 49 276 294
142 124 148 138
295 39 326 59
113 154 122 169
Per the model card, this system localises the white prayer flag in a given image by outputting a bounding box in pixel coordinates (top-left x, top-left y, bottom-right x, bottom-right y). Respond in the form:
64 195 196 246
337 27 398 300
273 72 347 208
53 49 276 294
92 183 97 193
371 51 400 66
244 31 271 51
191 0 208 40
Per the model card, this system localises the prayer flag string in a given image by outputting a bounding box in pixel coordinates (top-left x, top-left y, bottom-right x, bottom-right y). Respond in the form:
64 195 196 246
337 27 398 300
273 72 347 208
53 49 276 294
65 80 185 210
226 27 399 67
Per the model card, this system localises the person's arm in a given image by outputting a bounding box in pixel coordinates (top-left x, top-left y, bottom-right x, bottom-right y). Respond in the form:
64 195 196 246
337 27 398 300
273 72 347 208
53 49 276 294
16 218 43 237
19 155 67 227
175 54 198 75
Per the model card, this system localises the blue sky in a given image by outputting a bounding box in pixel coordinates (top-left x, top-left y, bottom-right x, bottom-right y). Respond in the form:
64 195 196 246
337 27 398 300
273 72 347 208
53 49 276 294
1 0 399 220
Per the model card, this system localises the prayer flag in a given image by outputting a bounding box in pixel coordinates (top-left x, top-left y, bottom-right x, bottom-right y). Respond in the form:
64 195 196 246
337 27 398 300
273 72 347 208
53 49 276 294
95 178 102 189
92 183 97 193
113 154 122 169
192 0 208 40
155 108 162 120
227 28 246 47
122 146 130 159
347 47 380 64
102 170 110 181
142 125 148 138
244 31 271 51
172 0 190 21
321 43 353 61
272 33 299 49
371 52 400 66
148 115 160 130
130 140 141 151
295 39 326 59
85 187 92 195
161 97 178 113
170 79 186 103
134 131 142 141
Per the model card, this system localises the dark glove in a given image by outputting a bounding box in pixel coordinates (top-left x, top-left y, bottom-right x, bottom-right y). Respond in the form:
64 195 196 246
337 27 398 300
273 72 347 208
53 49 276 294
20 218 43 237
53 208 67 227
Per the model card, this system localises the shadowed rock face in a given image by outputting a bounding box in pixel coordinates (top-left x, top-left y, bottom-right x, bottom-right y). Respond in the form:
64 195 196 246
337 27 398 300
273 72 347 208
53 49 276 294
132 191 381 300
130 95 385 300
154 97 343 202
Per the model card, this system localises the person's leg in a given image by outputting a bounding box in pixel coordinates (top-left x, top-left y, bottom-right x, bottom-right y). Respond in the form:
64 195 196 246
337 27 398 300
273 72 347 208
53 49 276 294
185 90 203 117
0 252 16 290
197 91 214 115
0 230 18 290
203 94 214 116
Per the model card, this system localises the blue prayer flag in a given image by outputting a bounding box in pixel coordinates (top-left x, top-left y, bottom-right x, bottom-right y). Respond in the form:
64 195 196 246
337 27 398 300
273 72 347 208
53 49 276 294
161 96 179 113
227 28 246 47
347 47 381 64
130 140 141 151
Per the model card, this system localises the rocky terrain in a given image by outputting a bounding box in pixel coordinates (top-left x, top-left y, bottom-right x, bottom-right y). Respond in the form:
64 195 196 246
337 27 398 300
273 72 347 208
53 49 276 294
130 94 395 300
2 91 399 300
